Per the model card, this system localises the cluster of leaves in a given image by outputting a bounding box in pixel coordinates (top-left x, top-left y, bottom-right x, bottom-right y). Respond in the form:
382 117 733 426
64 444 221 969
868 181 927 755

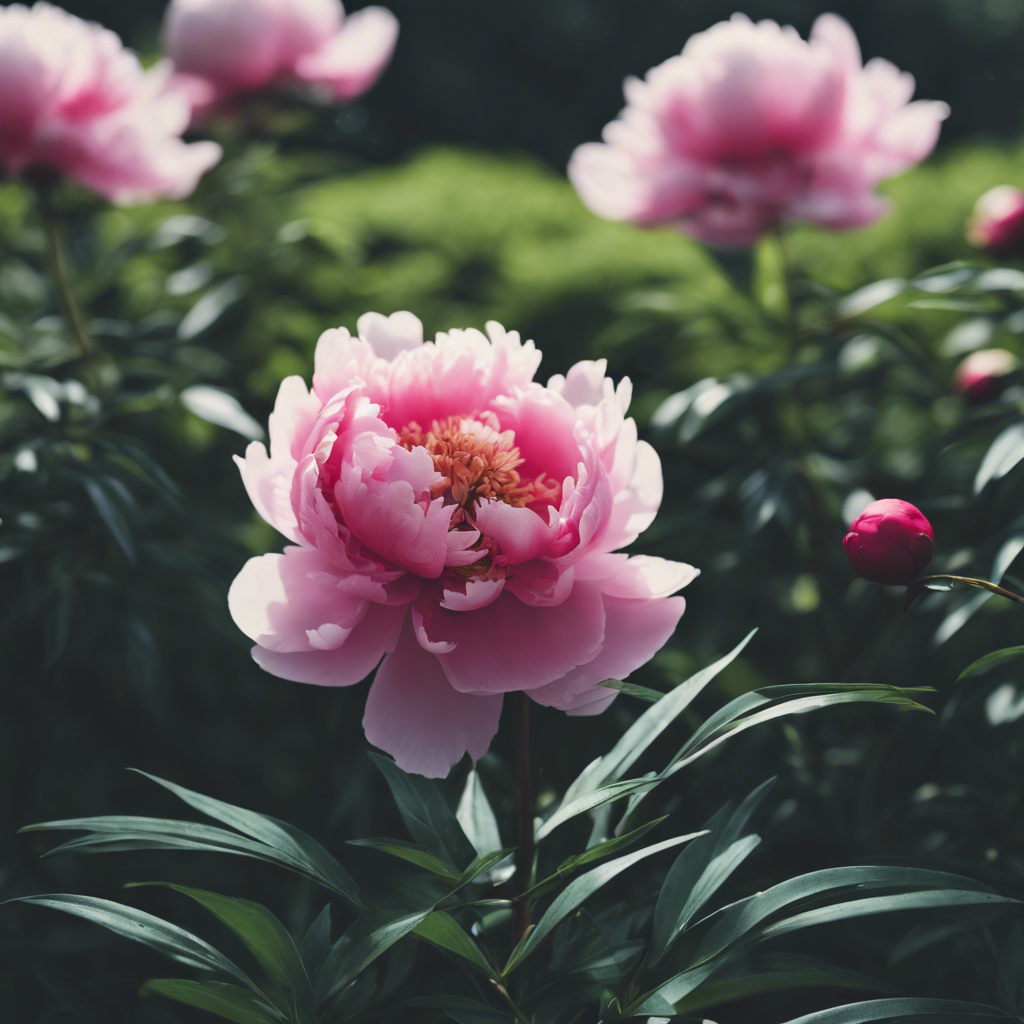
14 642 1022 1023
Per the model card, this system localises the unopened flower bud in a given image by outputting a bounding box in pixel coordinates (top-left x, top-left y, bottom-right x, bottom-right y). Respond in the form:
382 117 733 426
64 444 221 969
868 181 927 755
954 348 1018 403
843 499 934 586
967 186 1024 253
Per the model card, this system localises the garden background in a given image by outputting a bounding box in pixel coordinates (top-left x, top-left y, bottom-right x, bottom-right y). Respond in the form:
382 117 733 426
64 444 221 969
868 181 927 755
6 1 1024 1021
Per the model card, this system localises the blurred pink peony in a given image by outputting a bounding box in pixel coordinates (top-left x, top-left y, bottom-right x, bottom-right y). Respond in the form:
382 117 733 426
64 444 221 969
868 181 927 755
0 2 220 202
162 0 398 112
966 186 1024 253
954 348 1018 404
569 13 948 247
229 313 697 777
843 499 933 587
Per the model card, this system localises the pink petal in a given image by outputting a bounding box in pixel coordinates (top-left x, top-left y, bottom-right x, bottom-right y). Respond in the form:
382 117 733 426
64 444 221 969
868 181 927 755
293 6 399 101
228 546 368 653
574 552 699 599
434 584 606 694
363 620 503 778
529 594 687 712
252 601 407 686
475 500 557 565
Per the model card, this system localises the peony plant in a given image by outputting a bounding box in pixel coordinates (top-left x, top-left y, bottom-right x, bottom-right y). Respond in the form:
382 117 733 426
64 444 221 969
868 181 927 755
229 312 697 777
569 12 948 246
162 0 399 115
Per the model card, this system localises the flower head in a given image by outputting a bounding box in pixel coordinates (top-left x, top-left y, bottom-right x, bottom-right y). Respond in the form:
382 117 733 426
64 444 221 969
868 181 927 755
0 2 220 202
954 348 1018 404
229 313 697 777
162 0 398 113
967 186 1024 253
569 13 948 247
843 499 933 587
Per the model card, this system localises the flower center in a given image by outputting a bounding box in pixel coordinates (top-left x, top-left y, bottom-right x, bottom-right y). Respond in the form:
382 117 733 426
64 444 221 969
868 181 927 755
398 414 560 512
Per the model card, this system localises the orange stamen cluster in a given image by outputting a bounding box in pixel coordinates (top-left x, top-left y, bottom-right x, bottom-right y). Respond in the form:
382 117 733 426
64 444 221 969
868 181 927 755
399 415 559 511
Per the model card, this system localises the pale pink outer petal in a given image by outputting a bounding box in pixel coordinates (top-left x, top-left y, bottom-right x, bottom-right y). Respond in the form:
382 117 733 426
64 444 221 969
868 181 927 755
163 0 285 91
474 501 557 566
363 619 503 778
228 546 369 653
293 6 399 101
529 594 687 713
252 600 407 686
573 552 699 598
433 584 606 694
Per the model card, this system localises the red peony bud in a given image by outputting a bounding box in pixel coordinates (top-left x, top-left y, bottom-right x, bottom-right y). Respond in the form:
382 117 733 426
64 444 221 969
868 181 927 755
953 348 1018 404
966 186 1024 253
843 499 934 586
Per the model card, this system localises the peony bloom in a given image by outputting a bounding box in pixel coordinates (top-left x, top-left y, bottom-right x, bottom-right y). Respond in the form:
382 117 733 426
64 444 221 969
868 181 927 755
569 13 948 247
0 2 220 203
966 186 1024 253
162 0 398 113
843 499 933 587
229 313 697 777
954 348 1018 404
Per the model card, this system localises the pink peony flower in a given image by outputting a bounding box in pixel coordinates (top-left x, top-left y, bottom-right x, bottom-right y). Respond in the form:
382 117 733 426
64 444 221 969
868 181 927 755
229 313 697 777
843 499 933 587
966 186 1024 253
162 0 398 113
0 2 221 203
954 348 1018 404
568 13 948 247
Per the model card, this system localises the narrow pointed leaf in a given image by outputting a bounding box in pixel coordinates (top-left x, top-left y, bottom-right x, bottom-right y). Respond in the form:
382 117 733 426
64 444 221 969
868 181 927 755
369 754 476 869
141 979 282 1024
9 894 252 987
505 832 706 972
127 884 311 1001
561 630 757 806
129 771 362 907
456 770 502 856
316 909 430 1005
777 997 1013 1023
347 838 462 883
957 646 1024 681
412 912 496 977
536 776 661 842
300 905 332 981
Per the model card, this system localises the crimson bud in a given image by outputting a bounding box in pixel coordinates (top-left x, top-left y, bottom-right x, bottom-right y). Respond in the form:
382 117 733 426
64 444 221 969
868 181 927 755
843 499 934 586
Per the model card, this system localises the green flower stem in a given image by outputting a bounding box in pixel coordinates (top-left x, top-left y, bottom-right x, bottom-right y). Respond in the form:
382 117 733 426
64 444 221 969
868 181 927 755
34 181 97 365
918 574 1024 607
512 691 535 945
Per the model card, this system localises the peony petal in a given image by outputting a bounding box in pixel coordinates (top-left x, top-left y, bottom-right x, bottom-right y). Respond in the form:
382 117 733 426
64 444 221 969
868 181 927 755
252 601 407 687
574 552 699 599
363 620 503 778
229 546 368 653
435 584 606 694
529 594 686 712
293 6 399 101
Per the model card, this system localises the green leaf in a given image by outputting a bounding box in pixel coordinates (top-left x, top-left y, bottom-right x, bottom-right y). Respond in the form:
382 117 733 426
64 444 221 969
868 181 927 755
776 997 1013 1023
316 909 430 1005
649 779 774 966
369 753 477 869
457 848 517 887
505 832 706 972
522 817 669 900
127 884 310 1002
8 894 252 988
957 645 1024 681
141 979 282 1024
130 771 363 907
412 911 496 977
596 679 667 703
299 905 331 982
975 423 1024 494
561 630 757 806
80 475 136 563
535 777 662 843
456 769 502 857
836 278 907 318
347 838 462 884
669 956 895 1016
696 866 1001 964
